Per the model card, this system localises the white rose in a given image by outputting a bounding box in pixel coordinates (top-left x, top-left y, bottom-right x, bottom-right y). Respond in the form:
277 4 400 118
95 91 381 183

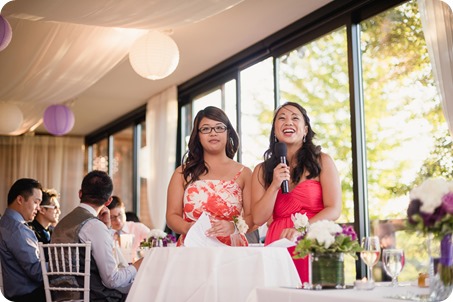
291 213 309 231
410 178 450 214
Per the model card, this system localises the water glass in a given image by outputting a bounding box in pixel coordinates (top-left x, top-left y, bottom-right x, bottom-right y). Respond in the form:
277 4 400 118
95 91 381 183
382 248 405 287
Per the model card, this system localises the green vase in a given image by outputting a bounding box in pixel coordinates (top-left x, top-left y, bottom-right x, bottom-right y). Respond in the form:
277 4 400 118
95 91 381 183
310 252 345 289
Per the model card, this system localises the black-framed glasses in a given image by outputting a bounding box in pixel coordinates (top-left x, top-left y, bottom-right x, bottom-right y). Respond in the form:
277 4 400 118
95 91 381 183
198 125 227 134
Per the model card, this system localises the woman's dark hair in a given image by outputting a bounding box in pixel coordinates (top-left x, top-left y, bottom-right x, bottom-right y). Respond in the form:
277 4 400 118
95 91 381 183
262 102 322 188
7 178 42 205
80 170 113 205
182 106 239 186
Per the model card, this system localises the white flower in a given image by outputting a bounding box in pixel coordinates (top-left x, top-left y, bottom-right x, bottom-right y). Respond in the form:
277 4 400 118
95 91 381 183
306 220 343 249
409 178 450 214
233 216 249 234
291 213 309 232
148 229 167 239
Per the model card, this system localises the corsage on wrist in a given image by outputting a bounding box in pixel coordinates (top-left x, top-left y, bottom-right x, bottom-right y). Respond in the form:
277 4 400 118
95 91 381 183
232 215 249 235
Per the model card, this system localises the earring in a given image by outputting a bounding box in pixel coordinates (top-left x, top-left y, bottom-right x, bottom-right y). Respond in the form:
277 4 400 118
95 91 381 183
303 136 306 143
229 137 234 146
274 135 277 143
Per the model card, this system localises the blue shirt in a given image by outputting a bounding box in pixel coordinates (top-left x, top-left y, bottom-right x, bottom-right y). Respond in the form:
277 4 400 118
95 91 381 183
0 208 43 298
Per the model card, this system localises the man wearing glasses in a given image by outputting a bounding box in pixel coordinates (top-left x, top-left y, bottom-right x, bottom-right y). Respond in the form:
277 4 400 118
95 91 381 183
29 188 61 244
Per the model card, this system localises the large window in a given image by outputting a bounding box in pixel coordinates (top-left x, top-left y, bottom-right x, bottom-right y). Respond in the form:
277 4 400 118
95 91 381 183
361 1 449 281
178 0 452 283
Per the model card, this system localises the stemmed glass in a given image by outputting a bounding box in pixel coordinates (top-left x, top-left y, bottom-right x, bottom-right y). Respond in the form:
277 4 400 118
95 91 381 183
382 248 405 287
360 236 381 283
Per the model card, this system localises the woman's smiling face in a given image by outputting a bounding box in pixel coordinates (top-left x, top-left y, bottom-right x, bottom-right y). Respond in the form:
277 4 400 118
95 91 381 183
274 105 307 144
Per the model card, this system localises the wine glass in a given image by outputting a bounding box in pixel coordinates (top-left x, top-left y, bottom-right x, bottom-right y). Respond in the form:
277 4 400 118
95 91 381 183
382 248 405 287
360 236 381 283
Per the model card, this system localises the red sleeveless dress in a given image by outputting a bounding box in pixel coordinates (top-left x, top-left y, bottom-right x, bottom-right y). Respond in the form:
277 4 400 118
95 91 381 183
264 180 324 283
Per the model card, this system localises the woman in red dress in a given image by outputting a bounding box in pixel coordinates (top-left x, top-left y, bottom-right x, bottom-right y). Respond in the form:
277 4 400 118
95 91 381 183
251 102 342 283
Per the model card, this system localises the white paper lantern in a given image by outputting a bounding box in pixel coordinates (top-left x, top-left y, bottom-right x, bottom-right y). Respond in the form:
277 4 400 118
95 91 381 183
129 31 179 80
0 103 23 135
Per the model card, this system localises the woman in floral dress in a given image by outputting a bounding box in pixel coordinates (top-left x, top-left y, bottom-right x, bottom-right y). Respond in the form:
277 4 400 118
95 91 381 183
166 106 255 246
251 102 342 282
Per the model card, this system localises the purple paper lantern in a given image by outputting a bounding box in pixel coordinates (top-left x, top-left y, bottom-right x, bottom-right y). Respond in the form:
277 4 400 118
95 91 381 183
0 15 12 52
43 105 75 136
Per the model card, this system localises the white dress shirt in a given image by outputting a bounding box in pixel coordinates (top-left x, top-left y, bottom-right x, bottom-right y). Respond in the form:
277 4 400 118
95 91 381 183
78 204 137 290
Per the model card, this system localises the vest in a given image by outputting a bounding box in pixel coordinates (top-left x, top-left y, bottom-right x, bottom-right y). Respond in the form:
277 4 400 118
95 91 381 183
51 206 124 302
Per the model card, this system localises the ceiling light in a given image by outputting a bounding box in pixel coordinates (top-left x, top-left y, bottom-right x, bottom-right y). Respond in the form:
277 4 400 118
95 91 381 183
43 104 75 136
0 14 12 51
129 30 179 80
0 103 23 135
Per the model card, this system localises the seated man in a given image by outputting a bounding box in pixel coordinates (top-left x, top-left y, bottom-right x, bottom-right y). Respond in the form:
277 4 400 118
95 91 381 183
51 170 143 301
29 188 61 244
0 178 45 302
108 196 151 256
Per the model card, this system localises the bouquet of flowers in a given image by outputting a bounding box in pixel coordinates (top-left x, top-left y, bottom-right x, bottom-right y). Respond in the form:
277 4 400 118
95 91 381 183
293 220 362 259
407 178 453 237
140 229 177 248
407 178 453 287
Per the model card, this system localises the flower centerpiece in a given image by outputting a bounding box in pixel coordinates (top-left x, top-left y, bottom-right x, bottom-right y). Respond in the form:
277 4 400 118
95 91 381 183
140 229 177 248
293 219 362 288
293 220 362 259
406 178 453 300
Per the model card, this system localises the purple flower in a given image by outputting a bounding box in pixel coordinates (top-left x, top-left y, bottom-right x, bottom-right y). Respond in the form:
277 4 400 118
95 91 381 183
341 225 357 241
442 192 453 214
420 206 446 227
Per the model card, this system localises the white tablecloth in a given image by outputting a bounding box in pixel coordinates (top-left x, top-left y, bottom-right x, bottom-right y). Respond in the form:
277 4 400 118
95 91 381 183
246 284 431 302
126 246 301 302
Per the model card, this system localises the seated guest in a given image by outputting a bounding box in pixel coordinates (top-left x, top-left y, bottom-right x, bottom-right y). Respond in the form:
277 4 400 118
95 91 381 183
0 178 45 302
51 170 143 301
29 188 61 244
108 196 151 253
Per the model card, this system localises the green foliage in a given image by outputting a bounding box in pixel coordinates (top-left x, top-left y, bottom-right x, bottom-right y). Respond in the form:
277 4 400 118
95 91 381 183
406 213 453 239
294 234 362 260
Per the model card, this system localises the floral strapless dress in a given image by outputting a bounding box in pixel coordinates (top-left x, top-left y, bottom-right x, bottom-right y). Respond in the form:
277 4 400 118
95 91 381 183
177 167 248 246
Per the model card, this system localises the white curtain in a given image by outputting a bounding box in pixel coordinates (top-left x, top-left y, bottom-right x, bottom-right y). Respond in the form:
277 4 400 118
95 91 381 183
0 135 84 217
145 86 178 230
1 0 244 135
418 0 453 137
0 18 146 135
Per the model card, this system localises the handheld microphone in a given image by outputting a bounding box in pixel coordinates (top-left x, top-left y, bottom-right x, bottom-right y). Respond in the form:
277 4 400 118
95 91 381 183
274 142 289 194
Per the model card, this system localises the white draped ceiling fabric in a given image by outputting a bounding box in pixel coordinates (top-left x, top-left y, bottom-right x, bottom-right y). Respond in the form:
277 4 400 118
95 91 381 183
0 0 243 135
418 0 453 138
145 86 177 230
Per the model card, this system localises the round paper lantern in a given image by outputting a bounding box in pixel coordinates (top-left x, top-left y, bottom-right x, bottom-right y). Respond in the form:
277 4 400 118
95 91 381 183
129 30 179 80
0 14 12 52
0 103 23 135
43 104 75 136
